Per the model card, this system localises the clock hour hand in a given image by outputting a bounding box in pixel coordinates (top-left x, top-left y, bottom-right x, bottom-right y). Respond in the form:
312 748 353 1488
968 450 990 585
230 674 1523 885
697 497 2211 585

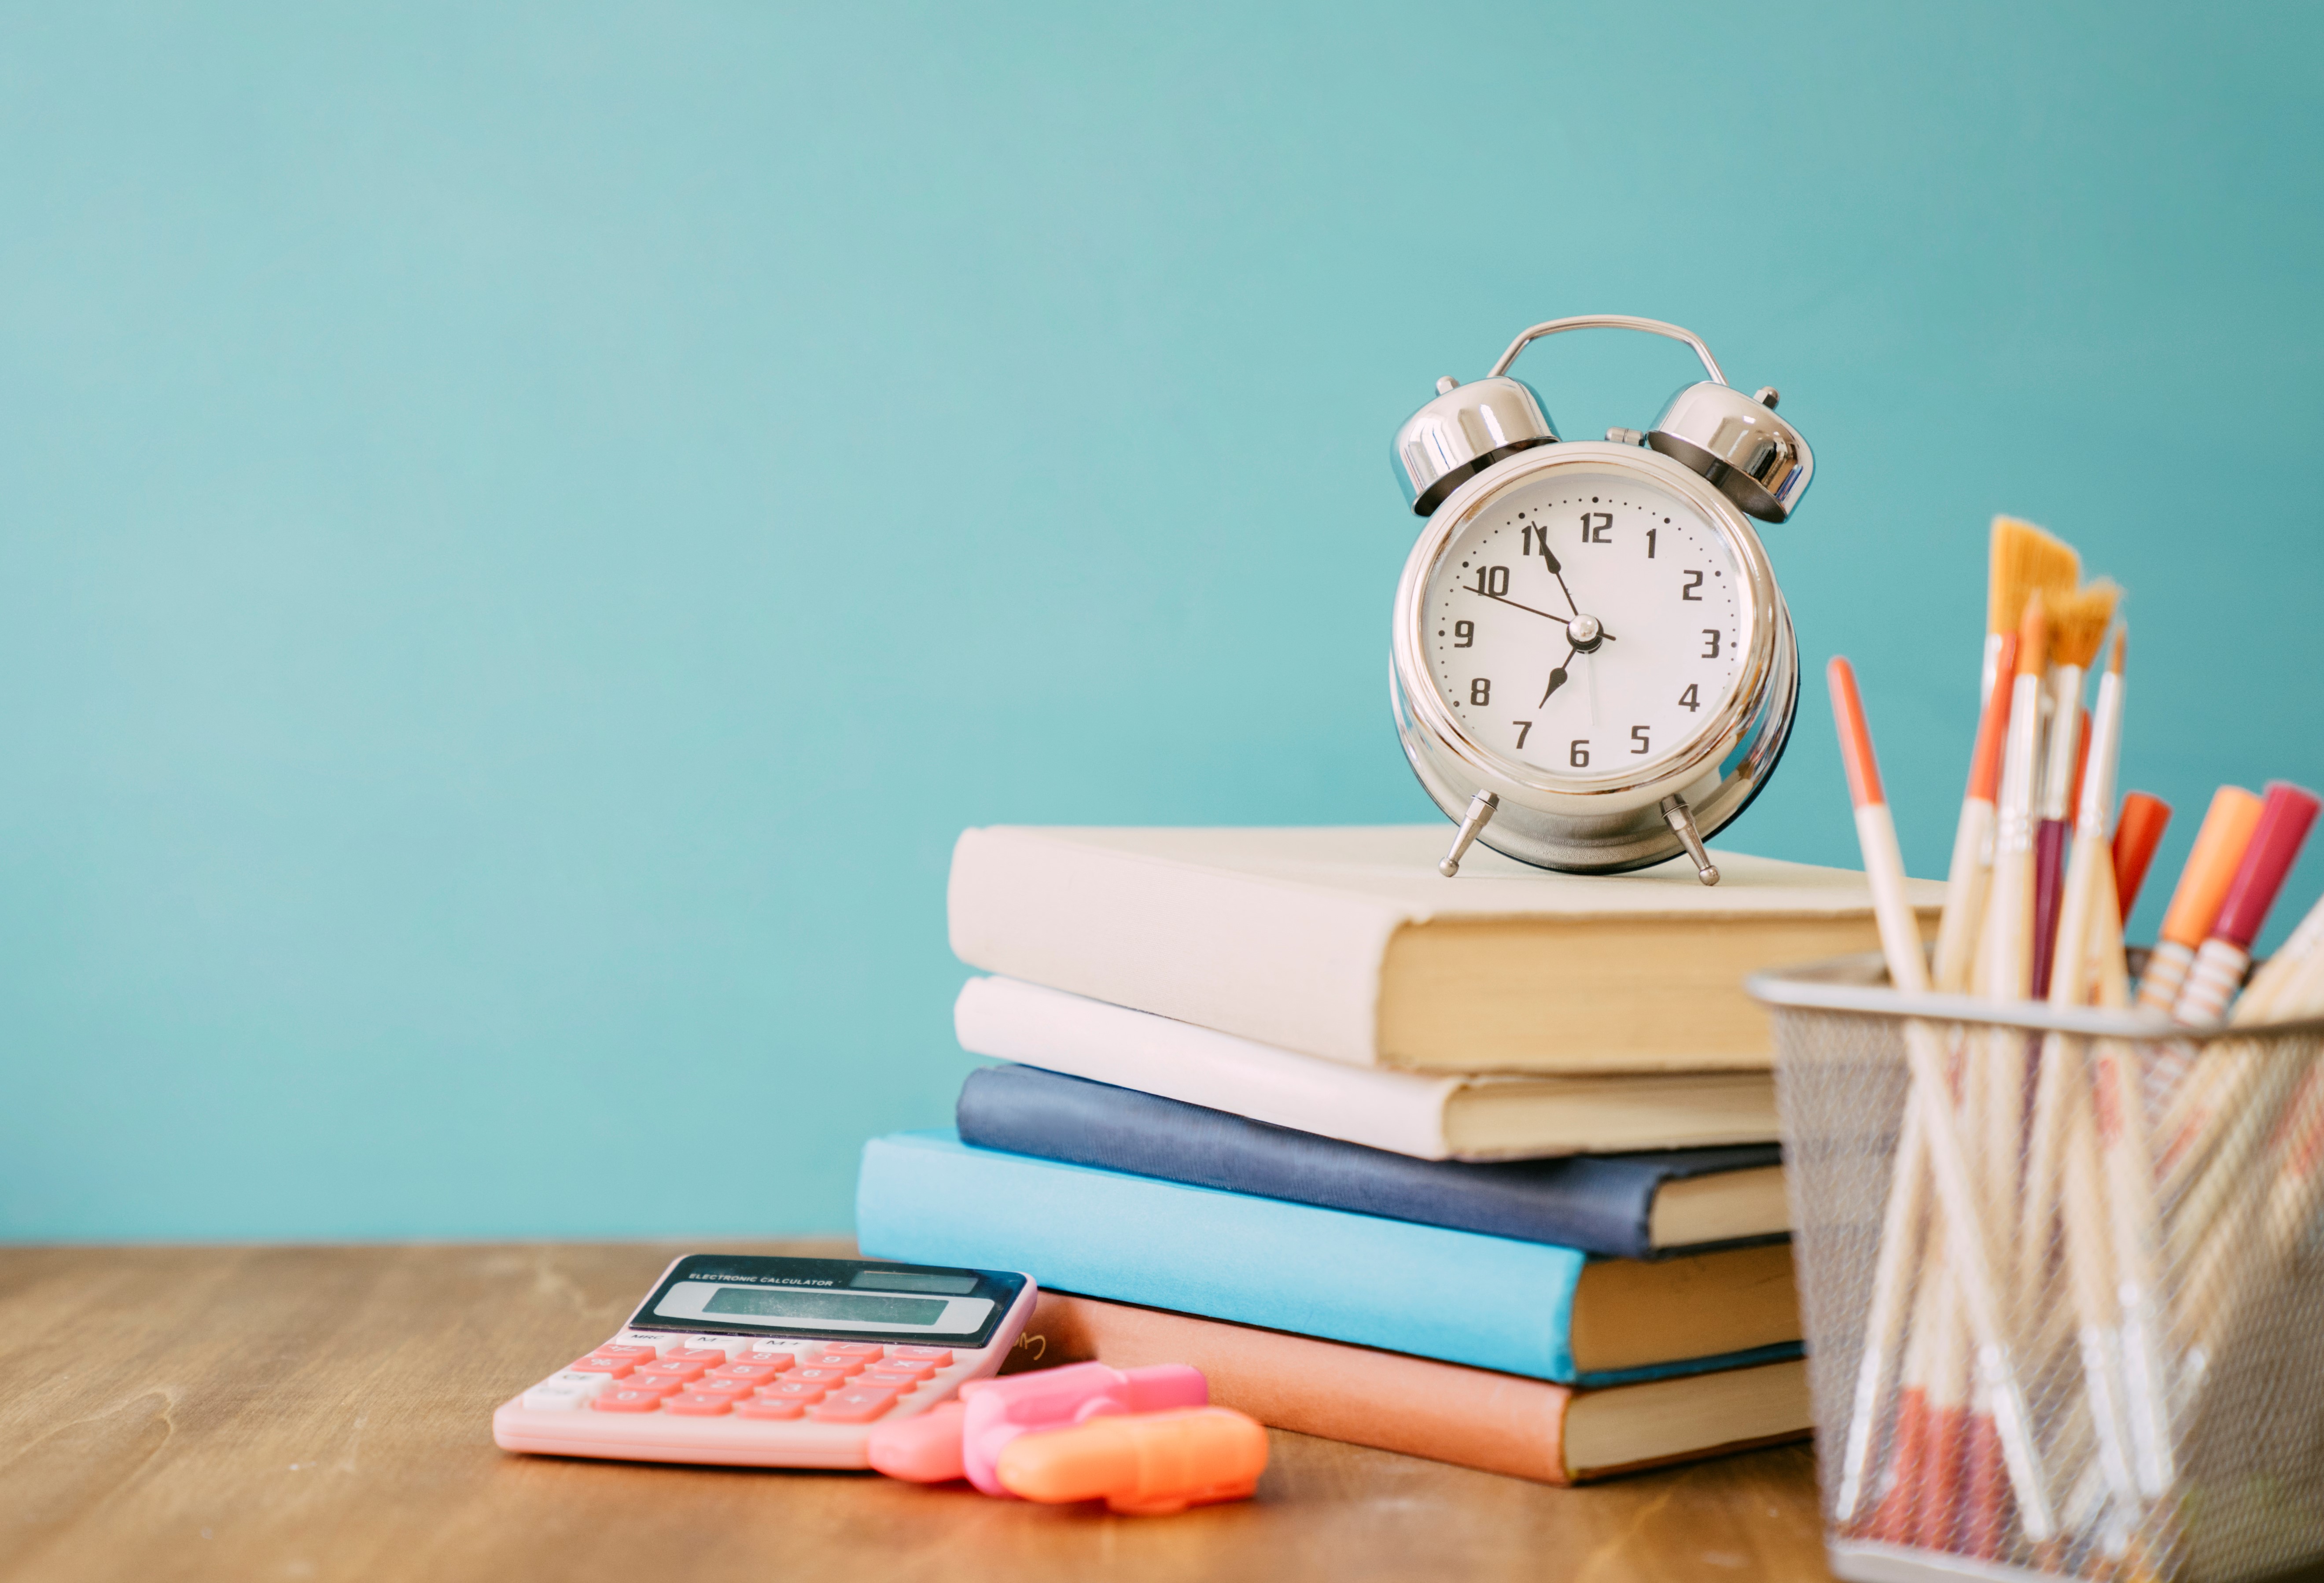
1539 644 1577 707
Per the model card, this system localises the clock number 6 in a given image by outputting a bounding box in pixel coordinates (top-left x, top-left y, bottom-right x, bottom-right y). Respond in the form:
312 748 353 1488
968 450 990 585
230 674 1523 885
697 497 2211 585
1569 739 1590 768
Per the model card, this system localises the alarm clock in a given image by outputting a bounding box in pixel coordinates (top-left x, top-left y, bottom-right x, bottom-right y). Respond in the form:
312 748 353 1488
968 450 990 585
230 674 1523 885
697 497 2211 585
1389 315 1814 883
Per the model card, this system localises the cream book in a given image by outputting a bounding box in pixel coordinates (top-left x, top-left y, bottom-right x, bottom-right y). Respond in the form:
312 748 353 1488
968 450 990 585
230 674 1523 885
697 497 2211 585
948 825 1943 1073
955 975 1782 1162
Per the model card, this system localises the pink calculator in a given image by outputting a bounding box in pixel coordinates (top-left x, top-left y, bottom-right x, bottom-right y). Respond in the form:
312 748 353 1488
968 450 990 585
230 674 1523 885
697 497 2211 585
493 1253 1037 1469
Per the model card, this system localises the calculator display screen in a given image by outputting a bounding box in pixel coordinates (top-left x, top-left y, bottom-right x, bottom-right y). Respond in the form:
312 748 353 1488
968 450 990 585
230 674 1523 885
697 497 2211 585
627 1254 1030 1347
703 1287 944 1325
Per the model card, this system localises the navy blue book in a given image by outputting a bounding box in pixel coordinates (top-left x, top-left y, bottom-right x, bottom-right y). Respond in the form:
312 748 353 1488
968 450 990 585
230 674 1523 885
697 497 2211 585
954 1063 1786 1260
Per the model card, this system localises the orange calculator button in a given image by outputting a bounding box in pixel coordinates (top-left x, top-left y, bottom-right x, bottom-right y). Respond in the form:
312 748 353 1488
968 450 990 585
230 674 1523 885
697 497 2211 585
760 1380 829 1403
810 1388 901 1424
682 1377 755 1400
664 1347 730 1366
633 1360 711 1384
818 1342 884 1358
591 1388 665 1413
788 1366 856 1387
568 1356 636 1377
862 1358 934 1381
663 1392 733 1416
859 1368 923 1392
889 1347 952 1365
596 1344 660 1361
707 1362 788 1386
735 1396 806 1420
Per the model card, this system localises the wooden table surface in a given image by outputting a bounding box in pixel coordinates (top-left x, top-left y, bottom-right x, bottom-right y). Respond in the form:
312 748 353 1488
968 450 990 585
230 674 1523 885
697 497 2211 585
0 1241 1839 1583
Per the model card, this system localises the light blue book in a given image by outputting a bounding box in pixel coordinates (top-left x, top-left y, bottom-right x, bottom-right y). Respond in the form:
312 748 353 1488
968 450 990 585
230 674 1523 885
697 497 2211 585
855 1130 1799 1387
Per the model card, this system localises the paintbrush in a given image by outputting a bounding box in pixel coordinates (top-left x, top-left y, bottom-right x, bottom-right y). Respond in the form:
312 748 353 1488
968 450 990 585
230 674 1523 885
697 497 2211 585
1984 516 2079 706
1934 632 2020 994
2111 793 2172 920
1829 656 2059 1549
2135 786 2265 1016
2031 585 2119 999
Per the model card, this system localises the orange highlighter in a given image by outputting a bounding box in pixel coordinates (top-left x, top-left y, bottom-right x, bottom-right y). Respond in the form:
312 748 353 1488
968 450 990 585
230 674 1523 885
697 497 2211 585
995 1406 1269 1515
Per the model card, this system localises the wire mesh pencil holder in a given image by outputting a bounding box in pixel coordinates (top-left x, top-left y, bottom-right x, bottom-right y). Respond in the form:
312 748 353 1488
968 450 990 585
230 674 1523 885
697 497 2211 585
1750 955 2324 1583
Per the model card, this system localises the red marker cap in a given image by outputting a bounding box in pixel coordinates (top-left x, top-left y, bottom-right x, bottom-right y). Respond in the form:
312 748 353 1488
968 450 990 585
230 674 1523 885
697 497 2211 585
2213 781 2322 948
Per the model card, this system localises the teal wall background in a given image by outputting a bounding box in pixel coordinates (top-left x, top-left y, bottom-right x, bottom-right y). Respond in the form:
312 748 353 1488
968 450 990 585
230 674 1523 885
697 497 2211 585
5 3 2321 1240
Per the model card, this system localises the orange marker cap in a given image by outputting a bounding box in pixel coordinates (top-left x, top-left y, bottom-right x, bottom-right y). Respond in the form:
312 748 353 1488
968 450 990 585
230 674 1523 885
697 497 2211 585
2111 792 2172 917
994 1406 1269 1515
2157 786 2265 948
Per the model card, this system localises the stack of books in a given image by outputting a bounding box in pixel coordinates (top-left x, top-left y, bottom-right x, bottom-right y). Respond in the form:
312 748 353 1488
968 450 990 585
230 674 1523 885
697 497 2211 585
857 825 1941 1484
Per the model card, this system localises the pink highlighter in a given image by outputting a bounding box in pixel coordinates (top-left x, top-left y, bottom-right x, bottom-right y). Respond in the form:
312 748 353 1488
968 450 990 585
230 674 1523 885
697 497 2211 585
867 1360 1208 1495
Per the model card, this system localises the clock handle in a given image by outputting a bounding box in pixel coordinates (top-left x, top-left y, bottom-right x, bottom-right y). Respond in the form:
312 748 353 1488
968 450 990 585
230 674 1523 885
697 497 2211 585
1486 316 1727 387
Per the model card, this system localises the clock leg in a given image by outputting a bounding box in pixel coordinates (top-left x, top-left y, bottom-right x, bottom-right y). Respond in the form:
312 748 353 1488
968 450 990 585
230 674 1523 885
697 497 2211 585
1437 792 1500 878
1660 794 1721 886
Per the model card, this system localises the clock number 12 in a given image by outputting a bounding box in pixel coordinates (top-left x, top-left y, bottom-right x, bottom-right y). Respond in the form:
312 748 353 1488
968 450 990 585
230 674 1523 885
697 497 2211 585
1578 512 1612 544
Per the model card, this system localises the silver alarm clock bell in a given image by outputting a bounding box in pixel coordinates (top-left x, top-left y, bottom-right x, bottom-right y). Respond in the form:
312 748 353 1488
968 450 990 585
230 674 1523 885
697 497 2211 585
1389 316 1815 882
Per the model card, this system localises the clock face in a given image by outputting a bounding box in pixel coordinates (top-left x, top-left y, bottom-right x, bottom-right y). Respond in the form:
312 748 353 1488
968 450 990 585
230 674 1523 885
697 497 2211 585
1421 466 1747 784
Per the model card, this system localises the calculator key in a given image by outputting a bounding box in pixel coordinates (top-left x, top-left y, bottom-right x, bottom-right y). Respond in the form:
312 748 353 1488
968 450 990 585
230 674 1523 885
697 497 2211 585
859 1368 923 1392
664 1347 730 1367
595 1344 660 1362
614 1374 685 1397
567 1356 635 1377
818 1342 885 1359
544 1370 615 1397
684 1377 756 1400
889 1347 952 1365
862 1358 935 1381
633 1360 711 1384
759 1380 829 1403
614 1333 677 1354
707 1362 789 1386
522 1383 593 1410
664 1392 734 1416
788 1366 857 1387
811 1388 902 1424
736 1395 806 1420
591 1388 666 1413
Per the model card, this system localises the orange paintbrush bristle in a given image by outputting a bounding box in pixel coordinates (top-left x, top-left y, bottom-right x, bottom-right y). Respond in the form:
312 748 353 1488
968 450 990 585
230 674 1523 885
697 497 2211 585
2018 590 2050 677
2047 579 2119 671
1989 516 2079 637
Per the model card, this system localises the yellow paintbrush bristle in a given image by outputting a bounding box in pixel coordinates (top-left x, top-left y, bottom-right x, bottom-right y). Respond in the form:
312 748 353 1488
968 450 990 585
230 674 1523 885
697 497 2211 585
1989 516 2080 637
2048 579 2120 670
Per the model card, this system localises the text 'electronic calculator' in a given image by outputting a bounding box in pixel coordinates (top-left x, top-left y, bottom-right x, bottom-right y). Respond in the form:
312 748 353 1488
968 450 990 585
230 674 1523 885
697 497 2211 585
492 1253 1038 1469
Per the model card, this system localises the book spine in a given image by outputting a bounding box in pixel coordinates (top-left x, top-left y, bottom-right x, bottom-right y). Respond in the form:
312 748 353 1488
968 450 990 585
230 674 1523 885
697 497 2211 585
946 827 1405 1066
954 1063 1662 1259
856 1130 1594 1380
1005 1290 1578 1484
954 975 1461 1159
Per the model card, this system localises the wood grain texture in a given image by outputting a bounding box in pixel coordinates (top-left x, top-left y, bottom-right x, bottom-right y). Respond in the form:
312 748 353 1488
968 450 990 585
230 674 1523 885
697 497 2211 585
0 1242 1838 1583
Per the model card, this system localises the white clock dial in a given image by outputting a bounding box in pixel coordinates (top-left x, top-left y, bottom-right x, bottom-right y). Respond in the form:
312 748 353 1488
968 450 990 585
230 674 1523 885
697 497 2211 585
1422 469 1745 783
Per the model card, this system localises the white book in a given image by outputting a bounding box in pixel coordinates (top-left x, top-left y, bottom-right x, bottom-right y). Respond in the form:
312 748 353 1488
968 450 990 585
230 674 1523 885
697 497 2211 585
948 825 1942 1074
954 975 1783 1161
